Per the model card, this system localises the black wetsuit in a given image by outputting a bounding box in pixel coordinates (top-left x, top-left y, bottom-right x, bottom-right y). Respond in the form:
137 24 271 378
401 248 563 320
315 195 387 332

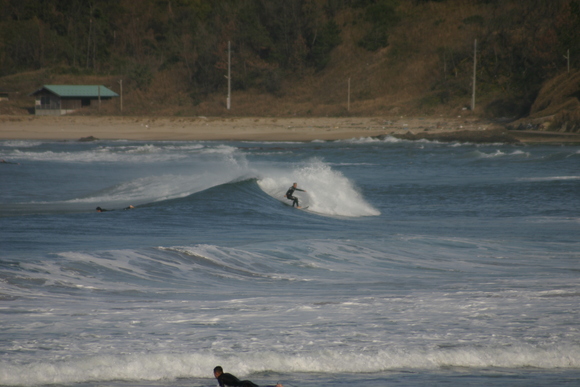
285 186 305 207
216 373 258 387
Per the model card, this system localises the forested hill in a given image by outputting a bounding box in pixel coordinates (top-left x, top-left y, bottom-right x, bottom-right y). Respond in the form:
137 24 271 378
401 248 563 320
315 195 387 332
0 0 578 121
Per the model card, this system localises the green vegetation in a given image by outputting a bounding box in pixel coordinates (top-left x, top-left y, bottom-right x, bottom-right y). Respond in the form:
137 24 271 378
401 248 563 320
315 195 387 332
0 0 345 95
357 0 400 51
0 0 578 118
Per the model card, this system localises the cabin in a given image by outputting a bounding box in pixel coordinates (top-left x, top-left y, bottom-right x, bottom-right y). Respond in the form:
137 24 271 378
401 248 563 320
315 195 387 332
30 85 119 116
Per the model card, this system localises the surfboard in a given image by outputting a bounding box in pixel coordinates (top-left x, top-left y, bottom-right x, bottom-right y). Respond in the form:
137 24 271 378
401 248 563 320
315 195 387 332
282 201 309 210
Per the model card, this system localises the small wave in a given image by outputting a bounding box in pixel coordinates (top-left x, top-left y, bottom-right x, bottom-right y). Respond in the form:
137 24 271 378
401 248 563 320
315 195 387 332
1 140 44 148
10 148 185 163
8 143 237 163
66 173 206 204
517 176 580 182
158 245 298 282
200 144 238 154
471 149 530 158
1 344 578 385
8 172 224 210
527 216 580 224
230 345 580 372
338 135 403 144
330 162 377 166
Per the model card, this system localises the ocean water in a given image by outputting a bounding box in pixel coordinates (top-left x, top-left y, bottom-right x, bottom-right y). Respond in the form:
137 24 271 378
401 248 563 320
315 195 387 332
1 135 579 387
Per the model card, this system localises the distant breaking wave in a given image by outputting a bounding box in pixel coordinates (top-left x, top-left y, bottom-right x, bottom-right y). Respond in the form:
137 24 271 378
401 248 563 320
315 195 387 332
517 176 580 182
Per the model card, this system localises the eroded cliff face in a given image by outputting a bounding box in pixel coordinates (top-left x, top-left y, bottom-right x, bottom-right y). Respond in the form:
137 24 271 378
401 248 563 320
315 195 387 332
510 70 580 133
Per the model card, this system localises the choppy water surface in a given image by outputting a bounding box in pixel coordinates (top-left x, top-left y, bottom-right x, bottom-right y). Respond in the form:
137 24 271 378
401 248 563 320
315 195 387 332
1 136 579 386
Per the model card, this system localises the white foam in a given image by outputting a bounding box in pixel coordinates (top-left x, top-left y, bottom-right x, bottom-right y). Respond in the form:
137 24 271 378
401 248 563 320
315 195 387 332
1 140 43 148
472 149 530 158
1 345 578 385
7 143 236 163
157 245 299 282
339 135 403 144
10 148 184 163
2 236 579 386
257 158 380 217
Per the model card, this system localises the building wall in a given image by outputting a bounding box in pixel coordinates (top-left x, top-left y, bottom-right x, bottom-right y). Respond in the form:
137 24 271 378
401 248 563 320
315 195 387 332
34 109 77 116
33 90 112 115
34 93 84 115
61 99 83 110
35 92 60 111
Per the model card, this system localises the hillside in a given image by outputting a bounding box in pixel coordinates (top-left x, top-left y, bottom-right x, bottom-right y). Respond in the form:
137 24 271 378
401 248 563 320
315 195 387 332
0 0 578 127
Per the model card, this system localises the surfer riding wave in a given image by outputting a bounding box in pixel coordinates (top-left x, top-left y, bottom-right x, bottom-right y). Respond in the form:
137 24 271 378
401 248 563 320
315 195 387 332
285 182 306 208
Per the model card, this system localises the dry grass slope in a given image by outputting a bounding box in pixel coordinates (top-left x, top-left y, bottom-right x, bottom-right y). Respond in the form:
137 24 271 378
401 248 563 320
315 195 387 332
0 0 577 124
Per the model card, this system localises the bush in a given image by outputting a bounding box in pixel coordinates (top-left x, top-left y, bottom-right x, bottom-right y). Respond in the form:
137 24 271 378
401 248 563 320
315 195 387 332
263 69 283 94
462 15 485 26
358 0 400 51
129 64 153 91
309 20 342 70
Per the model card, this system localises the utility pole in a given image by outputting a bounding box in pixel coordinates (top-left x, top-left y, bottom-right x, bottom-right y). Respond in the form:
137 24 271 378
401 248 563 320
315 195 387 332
347 78 351 112
227 41 231 110
118 79 123 112
471 39 477 111
443 50 447 79
86 18 92 68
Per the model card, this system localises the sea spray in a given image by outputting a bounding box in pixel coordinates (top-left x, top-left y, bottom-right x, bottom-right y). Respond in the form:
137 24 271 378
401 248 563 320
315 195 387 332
258 158 380 217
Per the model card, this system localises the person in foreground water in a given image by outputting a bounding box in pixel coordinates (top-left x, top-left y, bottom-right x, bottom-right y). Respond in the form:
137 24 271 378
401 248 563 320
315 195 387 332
285 182 306 208
213 366 283 387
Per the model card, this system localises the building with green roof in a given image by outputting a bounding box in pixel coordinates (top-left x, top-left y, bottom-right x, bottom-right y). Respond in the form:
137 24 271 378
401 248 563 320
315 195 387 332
30 85 119 116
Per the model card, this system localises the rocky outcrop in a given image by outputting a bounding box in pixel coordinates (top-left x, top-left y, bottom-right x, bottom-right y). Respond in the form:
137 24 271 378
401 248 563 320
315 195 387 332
509 70 580 133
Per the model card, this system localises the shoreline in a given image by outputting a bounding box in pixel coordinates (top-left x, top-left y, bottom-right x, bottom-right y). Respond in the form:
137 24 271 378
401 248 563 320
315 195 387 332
1 115 579 143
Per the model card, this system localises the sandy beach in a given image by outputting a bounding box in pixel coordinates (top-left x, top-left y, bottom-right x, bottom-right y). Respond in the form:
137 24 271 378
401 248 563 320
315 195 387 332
1 115 579 143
